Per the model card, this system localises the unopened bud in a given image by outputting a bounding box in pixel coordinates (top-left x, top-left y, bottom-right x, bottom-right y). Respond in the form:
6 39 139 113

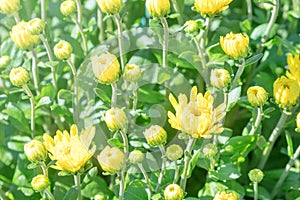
164 184 184 200
166 144 183 161
129 150 144 164
248 168 264 183
143 125 167 147
31 175 50 192
54 40 72 60
9 67 30 87
60 0 77 16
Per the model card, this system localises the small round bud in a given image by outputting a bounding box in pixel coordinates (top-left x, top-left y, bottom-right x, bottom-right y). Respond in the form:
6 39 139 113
94 193 106 200
24 140 48 163
213 191 237 200
0 55 10 68
27 18 45 35
164 184 184 200
104 107 127 131
247 86 268 107
146 0 170 18
91 53 120 84
54 40 72 60
220 32 250 60
31 175 50 192
248 168 264 183
97 146 126 174
96 0 123 15
184 20 198 34
143 125 167 147
203 143 218 157
210 68 231 89
10 21 40 50
0 0 21 15
129 150 144 164
166 144 183 161
10 67 30 87
296 112 300 132
123 64 141 82
60 0 77 16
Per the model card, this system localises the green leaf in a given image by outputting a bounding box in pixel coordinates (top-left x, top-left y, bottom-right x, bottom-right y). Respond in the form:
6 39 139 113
39 84 56 100
81 176 113 199
58 89 73 101
245 54 263 67
210 163 241 180
285 131 294 157
227 86 241 111
187 149 201 178
27 162 39 170
107 138 124 148
168 13 180 19
63 186 78 200
94 88 111 103
35 96 52 109
124 185 148 200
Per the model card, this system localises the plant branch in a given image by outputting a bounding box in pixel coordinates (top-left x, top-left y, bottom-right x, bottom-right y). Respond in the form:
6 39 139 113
155 145 166 193
249 106 263 135
67 59 79 123
23 84 35 138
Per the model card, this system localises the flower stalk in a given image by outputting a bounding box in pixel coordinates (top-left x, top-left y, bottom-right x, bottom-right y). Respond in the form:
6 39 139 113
231 58 245 89
44 189 55 200
253 182 258 200
111 82 118 108
23 84 35 138
120 129 129 156
138 163 152 196
31 50 39 94
75 0 82 24
171 0 183 25
249 106 263 135
74 174 82 200
71 16 88 55
114 14 125 70
155 145 167 193
119 171 125 200
67 59 79 123
41 0 46 21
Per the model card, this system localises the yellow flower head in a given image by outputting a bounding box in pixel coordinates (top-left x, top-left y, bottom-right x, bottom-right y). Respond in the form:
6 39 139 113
143 125 167 146
97 145 126 174
10 21 40 50
0 55 10 68
146 0 170 18
123 64 141 82
91 53 120 84
184 20 199 34
247 86 268 107
220 32 249 60
54 40 73 60
9 67 30 87
286 54 300 84
31 175 50 192
210 68 231 89
213 191 237 200
43 124 96 173
164 184 184 200
168 86 226 138
296 112 300 133
27 18 45 35
104 107 128 131
24 140 47 163
128 150 144 164
273 76 300 108
194 0 233 17
96 0 123 15
60 0 77 16
0 0 21 15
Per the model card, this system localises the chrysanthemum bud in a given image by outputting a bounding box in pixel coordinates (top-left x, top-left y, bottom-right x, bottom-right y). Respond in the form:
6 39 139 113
31 175 50 192
60 0 77 16
248 169 264 183
96 0 123 15
273 76 300 108
210 68 231 89
164 184 184 200
24 140 47 163
247 86 268 107
166 144 183 161
220 32 250 60
194 0 232 17
54 40 72 60
94 193 106 200
203 143 218 157
10 67 30 87
0 0 21 15
10 21 40 50
143 125 167 147
97 146 126 174
27 18 45 35
129 150 144 164
184 20 198 34
0 55 10 68
146 0 170 18
123 64 141 82
296 112 300 133
104 107 127 131
213 191 237 200
91 53 120 84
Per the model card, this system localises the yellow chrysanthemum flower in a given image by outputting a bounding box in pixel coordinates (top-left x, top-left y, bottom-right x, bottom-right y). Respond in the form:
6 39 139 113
0 0 21 15
168 86 226 138
194 0 233 17
273 76 300 108
213 191 237 200
146 0 170 18
220 32 249 60
286 54 300 84
43 124 96 173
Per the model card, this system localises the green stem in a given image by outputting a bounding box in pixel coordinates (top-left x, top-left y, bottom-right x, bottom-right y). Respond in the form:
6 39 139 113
180 138 197 191
231 58 245 90
13 12 20 23
138 163 152 197
40 34 57 90
246 0 253 24
67 59 79 123
155 145 166 193
23 84 35 138
41 0 46 21
74 174 82 200
31 50 39 95
111 82 118 108
271 145 300 198
44 189 55 200
173 161 180 184
171 0 183 25
120 129 129 156
119 171 125 200
258 111 289 169
97 9 105 42
132 82 138 112
249 106 263 135
72 16 88 55
114 14 125 70
40 162 48 176
261 0 279 46
200 18 212 50
160 18 169 70
193 37 207 71
253 182 258 200
75 0 82 24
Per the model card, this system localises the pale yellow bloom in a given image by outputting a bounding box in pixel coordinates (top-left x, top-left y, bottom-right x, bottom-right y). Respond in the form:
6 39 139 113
123 64 141 82
286 54 300 84
194 0 233 17
210 68 231 89
273 76 300 108
24 140 47 163
97 145 126 174
91 53 120 84
184 20 199 34
168 86 226 138
0 55 10 68
43 124 96 173
213 191 237 200
146 0 170 18
220 32 249 60
247 86 268 107
104 107 128 131
10 67 30 87
31 175 50 192
0 0 21 15
60 0 77 16
96 0 122 15
128 150 144 164
54 40 73 60
166 144 183 161
27 18 44 35
164 184 184 200
10 21 40 50
143 125 167 146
